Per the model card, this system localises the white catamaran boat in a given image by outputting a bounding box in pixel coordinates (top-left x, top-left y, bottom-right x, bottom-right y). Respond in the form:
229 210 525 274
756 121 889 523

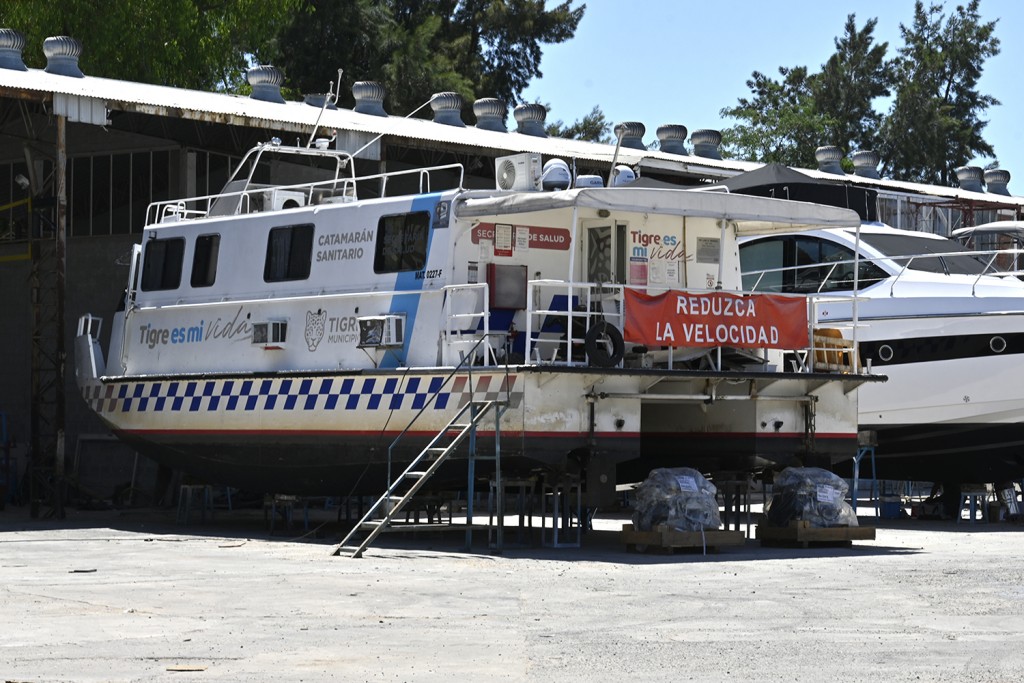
74 139 875 503
740 224 1024 483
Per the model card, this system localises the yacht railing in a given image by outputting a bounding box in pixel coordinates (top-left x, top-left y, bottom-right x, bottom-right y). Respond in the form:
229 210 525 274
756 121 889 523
743 247 1024 298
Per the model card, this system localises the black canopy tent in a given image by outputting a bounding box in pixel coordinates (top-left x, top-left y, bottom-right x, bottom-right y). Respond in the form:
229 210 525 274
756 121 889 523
720 163 878 222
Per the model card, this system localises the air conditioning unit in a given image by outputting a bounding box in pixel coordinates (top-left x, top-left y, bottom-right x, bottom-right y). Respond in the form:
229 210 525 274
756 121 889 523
357 314 405 348
263 189 306 211
495 153 542 191
252 320 288 349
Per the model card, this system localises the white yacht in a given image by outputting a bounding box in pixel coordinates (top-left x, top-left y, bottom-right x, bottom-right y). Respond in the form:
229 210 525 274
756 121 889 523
740 223 1024 483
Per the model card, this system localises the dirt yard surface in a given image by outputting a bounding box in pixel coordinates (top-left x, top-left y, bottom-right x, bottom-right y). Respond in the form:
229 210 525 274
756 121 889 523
1 508 1021 682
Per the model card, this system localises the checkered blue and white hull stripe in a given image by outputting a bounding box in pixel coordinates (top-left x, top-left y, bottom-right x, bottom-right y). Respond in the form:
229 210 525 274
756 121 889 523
81 373 522 415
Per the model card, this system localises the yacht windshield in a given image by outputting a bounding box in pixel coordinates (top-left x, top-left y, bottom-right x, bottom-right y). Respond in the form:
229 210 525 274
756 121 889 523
853 232 989 275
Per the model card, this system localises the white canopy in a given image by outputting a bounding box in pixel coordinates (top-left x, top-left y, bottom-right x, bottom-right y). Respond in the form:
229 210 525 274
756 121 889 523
454 187 863 235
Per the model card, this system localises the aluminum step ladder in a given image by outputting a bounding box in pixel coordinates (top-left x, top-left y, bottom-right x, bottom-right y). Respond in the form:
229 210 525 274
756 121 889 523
332 399 505 558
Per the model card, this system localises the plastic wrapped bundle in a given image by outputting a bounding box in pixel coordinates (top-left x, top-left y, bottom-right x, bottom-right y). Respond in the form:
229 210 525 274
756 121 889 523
632 467 721 532
764 466 858 528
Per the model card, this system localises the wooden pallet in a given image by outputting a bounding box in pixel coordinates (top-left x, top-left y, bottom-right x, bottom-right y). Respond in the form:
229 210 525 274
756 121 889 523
757 520 876 547
621 523 746 554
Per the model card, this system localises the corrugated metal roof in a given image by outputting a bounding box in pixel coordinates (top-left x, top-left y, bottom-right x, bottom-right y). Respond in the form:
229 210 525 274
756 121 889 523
1 65 1020 208
0 66 757 177
796 165 1024 208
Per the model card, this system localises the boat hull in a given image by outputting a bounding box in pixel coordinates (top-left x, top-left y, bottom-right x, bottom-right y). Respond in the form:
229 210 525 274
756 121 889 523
836 422 1024 484
76 356 863 495
832 309 1024 482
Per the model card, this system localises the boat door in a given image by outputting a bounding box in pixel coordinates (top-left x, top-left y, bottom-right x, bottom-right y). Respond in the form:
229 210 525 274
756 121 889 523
583 219 627 285
126 243 141 307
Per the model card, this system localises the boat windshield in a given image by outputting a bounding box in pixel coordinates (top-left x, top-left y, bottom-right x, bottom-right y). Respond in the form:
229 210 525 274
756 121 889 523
853 231 989 275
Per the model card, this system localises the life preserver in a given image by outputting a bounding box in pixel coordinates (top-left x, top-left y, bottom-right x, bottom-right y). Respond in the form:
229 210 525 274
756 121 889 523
584 322 625 368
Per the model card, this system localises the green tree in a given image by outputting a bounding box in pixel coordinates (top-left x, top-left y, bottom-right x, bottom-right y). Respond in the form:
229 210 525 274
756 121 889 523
1 0 301 91
546 104 611 143
275 0 585 116
879 0 1000 184
453 0 584 107
813 14 893 154
720 66 831 166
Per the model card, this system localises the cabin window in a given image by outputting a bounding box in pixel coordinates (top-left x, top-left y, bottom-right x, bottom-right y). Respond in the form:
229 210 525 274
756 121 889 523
140 237 185 291
264 224 314 282
740 239 785 292
791 237 887 292
190 234 220 287
374 212 429 273
857 232 989 275
740 236 887 293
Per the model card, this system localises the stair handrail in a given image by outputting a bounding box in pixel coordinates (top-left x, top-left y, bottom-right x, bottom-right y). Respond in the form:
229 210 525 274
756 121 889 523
386 333 498 486
336 398 499 557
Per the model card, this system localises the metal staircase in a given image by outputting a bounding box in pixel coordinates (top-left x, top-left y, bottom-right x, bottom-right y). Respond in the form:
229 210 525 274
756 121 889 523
332 398 506 558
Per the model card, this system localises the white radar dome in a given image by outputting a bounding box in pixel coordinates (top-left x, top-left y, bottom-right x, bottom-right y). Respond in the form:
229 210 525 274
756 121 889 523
611 165 636 186
574 174 604 188
541 158 572 190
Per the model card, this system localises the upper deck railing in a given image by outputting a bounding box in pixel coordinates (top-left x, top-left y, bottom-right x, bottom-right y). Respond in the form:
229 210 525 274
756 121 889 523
143 142 465 227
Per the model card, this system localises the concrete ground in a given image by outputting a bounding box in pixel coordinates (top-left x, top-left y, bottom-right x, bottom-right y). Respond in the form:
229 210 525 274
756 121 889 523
1 505 1022 682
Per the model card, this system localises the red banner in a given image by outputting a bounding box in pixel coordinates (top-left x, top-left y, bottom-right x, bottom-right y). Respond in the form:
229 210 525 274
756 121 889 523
623 290 809 350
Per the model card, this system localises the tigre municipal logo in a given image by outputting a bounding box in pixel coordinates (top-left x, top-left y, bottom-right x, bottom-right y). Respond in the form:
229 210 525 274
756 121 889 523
305 309 326 352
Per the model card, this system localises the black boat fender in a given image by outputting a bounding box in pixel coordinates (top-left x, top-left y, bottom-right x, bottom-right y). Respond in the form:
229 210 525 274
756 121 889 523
584 322 625 368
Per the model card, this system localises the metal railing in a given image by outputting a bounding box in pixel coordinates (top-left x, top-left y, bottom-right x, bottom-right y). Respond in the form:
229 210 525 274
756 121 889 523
743 247 1024 299
145 162 465 226
385 334 510 488
441 283 492 366
524 280 624 367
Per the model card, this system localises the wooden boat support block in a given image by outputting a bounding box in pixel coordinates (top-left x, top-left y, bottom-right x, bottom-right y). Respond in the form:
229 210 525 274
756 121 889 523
756 520 876 547
620 524 746 553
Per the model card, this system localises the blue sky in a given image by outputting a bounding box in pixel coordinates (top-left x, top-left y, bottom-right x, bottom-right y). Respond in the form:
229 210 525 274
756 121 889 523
521 0 1023 186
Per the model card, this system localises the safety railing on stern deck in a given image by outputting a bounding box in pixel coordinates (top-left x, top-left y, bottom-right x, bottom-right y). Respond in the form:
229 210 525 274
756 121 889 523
520 280 867 375
441 283 493 366
525 280 625 368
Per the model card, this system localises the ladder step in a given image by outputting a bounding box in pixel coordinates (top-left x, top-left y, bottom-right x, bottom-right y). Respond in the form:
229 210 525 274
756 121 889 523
405 471 428 479
447 423 471 430
360 520 385 530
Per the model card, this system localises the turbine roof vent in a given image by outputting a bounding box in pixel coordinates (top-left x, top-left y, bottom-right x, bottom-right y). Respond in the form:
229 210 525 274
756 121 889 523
473 98 507 132
983 168 1011 196
955 165 984 193
656 124 688 155
43 35 84 78
691 129 722 160
815 145 845 175
0 28 28 71
352 81 387 117
513 103 547 137
615 121 646 150
851 150 881 179
247 65 285 104
430 91 465 127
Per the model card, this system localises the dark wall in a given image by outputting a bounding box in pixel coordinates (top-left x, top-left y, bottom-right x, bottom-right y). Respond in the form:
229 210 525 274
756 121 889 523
0 242 32 448
0 234 136 482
